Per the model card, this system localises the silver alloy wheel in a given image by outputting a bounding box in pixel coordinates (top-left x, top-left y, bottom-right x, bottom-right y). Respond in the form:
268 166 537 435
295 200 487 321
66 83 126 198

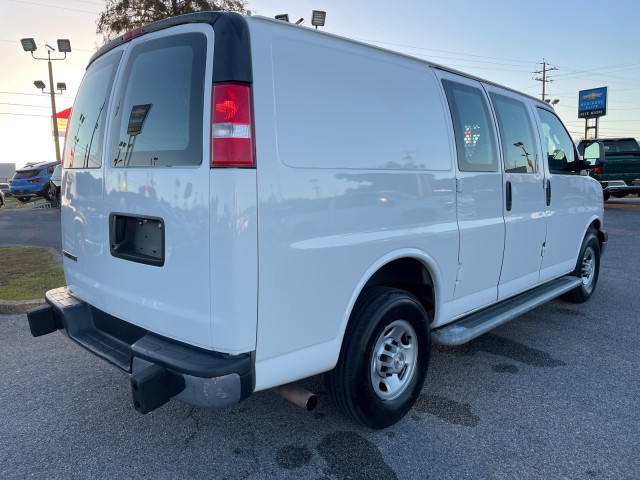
581 246 595 288
370 319 418 401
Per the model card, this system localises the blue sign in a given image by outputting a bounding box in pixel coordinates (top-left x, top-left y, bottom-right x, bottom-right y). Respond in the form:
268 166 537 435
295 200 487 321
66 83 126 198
578 87 607 118
127 104 152 135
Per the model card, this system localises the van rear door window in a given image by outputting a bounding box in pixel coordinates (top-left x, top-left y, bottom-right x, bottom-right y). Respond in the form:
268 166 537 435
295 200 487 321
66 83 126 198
63 52 121 169
111 34 206 168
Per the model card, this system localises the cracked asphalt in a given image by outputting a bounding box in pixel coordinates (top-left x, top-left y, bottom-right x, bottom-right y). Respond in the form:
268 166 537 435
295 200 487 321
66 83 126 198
1 200 639 479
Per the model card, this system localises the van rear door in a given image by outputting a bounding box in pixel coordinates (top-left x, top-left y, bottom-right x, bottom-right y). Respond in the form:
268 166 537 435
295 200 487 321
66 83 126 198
64 25 217 350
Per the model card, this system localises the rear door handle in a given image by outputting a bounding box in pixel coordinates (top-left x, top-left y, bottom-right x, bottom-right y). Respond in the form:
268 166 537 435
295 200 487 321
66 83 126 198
506 181 512 211
546 179 551 206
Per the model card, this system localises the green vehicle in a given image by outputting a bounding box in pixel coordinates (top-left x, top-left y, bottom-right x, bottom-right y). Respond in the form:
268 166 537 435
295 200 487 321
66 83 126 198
578 138 640 201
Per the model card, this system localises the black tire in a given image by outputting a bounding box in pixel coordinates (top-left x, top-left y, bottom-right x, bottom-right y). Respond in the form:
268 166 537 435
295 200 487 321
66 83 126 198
612 193 627 199
325 287 431 429
43 183 55 201
563 232 600 303
17 197 31 203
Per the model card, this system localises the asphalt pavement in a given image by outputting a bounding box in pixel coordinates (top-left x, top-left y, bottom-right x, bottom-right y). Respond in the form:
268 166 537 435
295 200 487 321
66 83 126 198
0 201 62 251
0 199 639 479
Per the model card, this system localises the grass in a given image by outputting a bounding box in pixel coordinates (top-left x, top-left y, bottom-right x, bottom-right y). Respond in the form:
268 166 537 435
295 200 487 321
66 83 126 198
0 246 65 301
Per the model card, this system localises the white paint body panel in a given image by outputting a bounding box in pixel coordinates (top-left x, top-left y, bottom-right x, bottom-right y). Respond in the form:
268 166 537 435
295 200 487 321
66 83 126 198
61 15 604 394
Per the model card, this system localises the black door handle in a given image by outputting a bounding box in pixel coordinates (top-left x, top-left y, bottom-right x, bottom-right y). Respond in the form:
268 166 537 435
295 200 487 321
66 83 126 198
506 181 512 211
546 179 551 206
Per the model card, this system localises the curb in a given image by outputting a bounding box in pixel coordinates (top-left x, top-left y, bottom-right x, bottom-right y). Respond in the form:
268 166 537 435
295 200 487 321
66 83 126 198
0 299 46 315
0 247 63 316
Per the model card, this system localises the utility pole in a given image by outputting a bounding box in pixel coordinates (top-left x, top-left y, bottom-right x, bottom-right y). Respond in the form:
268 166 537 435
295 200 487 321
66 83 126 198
533 60 557 102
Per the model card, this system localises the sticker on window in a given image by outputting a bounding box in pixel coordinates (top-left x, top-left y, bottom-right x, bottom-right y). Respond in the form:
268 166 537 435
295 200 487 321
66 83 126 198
127 104 152 136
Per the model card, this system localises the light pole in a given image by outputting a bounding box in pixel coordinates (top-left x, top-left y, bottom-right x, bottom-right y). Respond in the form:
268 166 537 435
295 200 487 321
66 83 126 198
20 38 71 163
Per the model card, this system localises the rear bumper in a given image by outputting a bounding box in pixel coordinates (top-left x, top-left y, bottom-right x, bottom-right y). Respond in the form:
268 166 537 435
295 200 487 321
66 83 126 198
10 185 45 197
27 287 254 414
600 180 640 194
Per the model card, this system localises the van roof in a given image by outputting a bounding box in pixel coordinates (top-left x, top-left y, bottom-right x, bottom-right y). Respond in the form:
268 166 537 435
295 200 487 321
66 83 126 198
90 11 549 108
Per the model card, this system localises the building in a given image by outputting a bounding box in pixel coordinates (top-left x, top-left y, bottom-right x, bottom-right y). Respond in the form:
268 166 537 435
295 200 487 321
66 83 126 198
0 163 16 183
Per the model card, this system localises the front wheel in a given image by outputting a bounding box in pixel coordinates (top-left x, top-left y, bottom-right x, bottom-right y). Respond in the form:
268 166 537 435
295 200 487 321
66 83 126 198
16 197 30 203
563 232 601 303
325 287 431 429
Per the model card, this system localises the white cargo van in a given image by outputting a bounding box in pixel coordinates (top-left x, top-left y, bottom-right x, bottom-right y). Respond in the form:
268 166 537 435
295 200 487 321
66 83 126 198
28 12 607 428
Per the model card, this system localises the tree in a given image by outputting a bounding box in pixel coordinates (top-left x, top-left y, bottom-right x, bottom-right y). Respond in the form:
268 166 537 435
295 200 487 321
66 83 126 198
97 0 247 41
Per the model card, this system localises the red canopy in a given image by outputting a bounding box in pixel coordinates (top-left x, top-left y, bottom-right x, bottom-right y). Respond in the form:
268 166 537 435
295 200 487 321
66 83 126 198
57 107 72 119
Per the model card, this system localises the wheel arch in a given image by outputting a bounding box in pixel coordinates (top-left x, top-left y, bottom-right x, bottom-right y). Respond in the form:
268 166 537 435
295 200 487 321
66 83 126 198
337 249 443 358
586 216 605 250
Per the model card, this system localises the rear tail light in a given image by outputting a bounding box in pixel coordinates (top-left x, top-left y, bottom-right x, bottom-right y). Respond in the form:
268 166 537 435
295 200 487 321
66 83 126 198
122 27 144 41
211 83 254 167
594 167 603 175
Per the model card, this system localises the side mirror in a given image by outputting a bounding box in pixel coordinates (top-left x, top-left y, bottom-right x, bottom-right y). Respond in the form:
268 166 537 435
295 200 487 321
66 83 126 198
581 141 605 168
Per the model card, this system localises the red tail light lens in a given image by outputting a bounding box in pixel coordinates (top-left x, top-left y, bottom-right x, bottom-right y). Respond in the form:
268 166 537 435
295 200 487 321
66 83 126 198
123 27 144 41
594 167 603 174
211 83 254 167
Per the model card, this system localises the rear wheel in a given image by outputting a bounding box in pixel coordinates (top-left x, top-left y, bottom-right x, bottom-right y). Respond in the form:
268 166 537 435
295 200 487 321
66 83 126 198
17 197 30 203
43 184 55 201
325 287 431 429
612 193 627 199
563 232 600 303
602 192 610 201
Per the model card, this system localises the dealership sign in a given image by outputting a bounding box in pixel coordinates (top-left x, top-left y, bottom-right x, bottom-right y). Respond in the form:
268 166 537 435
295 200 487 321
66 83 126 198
578 87 607 118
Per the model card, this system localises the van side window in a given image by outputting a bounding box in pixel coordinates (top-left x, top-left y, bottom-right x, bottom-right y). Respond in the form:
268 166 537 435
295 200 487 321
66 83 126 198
62 52 121 169
111 34 206 168
442 80 498 172
536 108 576 173
490 94 538 174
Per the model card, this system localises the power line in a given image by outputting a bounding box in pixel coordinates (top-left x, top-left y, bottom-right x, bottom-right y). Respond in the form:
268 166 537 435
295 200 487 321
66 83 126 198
0 102 51 108
0 112 50 117
8 0 100 14
356 37 536 67
0 91 76 100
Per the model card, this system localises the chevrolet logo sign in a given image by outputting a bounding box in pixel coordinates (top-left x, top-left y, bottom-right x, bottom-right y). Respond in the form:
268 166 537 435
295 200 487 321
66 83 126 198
583 92 602 100
132 108 147 116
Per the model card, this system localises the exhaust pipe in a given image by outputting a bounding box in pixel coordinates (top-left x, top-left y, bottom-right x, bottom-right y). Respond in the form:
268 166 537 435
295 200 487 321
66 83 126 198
273 384 318 411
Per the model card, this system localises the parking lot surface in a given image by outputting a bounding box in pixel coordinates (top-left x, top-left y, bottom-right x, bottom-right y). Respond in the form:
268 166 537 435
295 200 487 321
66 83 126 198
0 201 639 479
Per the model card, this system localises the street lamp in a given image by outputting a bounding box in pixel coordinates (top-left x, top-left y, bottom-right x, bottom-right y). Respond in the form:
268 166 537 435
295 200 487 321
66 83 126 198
21 37 71 162
311 10 326 29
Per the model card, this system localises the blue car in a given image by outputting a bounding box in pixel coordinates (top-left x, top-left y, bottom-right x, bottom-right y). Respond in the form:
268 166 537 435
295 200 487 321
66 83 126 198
9 161 60 203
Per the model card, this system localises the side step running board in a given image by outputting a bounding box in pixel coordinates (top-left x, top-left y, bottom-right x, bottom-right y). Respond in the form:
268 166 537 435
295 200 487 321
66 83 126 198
432 276 582 346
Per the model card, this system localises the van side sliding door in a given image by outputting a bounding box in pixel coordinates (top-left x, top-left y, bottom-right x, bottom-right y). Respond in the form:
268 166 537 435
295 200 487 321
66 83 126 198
436 72 504 317
485 88 547 300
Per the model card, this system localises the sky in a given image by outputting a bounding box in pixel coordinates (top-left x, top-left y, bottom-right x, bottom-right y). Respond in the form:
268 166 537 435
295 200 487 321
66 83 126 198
1 0 639 168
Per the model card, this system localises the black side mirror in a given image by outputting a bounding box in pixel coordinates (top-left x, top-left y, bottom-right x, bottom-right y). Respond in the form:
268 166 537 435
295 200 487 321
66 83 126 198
581 141 605 169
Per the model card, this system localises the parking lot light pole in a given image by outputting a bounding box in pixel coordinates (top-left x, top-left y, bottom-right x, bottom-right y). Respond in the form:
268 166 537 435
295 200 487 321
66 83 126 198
20 38 71 163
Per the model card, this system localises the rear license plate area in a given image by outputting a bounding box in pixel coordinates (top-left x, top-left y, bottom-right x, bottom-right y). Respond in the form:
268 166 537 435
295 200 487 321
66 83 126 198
109 213 165 267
